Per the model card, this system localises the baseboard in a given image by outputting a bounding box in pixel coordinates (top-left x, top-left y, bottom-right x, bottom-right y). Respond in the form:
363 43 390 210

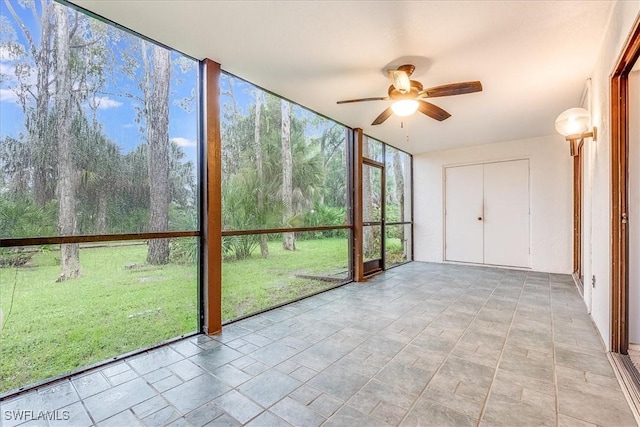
572 272 584 298
441 260 532 271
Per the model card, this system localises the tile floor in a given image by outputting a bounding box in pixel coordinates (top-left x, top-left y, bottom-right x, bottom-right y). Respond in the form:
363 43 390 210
1 262 637 426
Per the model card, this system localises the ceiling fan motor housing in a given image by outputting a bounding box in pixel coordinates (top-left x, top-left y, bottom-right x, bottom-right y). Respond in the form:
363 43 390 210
388 80 423 100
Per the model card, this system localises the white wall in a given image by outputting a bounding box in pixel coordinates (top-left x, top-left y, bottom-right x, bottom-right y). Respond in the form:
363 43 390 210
413 135 573 274
583 1 640 350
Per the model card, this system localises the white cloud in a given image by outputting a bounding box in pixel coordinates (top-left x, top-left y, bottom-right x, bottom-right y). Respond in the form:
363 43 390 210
91 96 123 110
0 61 36 87
0 62 14 76
171 137 197 148
123 123 136 129
0 88 19 103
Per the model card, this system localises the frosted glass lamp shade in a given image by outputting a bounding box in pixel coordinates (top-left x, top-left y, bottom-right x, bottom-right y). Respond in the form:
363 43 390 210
391 100 419 117
555 108 590 136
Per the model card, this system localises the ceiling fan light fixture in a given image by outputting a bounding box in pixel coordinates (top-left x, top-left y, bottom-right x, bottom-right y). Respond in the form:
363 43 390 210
391 99 419 117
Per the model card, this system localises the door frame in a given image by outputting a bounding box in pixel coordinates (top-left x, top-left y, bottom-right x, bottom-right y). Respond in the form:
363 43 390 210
611 16 640 354
362 159 385 276
574 144 584 282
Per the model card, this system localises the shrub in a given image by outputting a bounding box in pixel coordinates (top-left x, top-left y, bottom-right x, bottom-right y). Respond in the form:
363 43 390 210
0 197 57 238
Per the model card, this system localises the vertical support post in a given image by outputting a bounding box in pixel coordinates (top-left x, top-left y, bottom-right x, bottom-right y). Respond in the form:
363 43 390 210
353 128 364 281
204 58 222 334
380 145 386 271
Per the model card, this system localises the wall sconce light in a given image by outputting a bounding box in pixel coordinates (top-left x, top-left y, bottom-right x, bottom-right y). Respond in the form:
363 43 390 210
555 107 597 156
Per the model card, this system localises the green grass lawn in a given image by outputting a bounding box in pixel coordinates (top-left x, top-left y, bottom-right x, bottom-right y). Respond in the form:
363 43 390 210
0 243 198 393
222 237 350 320
0 236 401 393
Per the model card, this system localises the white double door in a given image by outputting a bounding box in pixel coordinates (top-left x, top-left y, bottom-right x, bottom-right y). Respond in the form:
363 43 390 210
445 159 530 268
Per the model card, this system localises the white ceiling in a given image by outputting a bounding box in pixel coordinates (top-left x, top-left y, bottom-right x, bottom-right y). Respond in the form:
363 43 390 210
73 0 614 154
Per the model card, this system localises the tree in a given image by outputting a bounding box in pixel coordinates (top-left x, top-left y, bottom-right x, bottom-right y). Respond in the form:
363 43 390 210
392 149 406 254
219 77 327 258
116 145 150 232
3 1 113 278
168 140 196 210
254 90 269 258
54 3 80 280
0 137 30 197
281 100 295 251
362 140 374 257
142 42 171 265
317 122 346 207
219 76 247 178
73 117 120 234
3 0 56 207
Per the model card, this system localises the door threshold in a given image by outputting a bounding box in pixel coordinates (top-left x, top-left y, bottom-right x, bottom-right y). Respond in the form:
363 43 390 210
442 260 532 271
608 352 640 425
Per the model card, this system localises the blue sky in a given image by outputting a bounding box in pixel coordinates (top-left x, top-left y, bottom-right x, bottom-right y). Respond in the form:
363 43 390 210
0 1 199 166
0 0 349 180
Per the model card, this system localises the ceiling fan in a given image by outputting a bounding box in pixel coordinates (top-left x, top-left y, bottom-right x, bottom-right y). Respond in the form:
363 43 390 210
337 64 482 125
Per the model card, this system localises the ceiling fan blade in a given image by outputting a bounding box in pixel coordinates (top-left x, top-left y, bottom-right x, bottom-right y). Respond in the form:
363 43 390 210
337 97 389 104
418 101 451 121
420 81 483 98
372 107 393 125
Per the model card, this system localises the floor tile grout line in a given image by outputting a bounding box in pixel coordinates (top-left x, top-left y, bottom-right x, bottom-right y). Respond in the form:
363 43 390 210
66 377 99 427
310 269 481 425
401 268 519 424
475 271 531 427
368 270 500 421
202 285 386 424
305 267 492 425
112 347 255 425
204 279 451 427
396 268 516 426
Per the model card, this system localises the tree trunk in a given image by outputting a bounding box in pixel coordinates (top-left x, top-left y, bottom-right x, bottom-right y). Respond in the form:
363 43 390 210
96 193 108 234
54 4 80 281
281 100 295 251
254 91 269 258
144 44 171 265
393 150 405 254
